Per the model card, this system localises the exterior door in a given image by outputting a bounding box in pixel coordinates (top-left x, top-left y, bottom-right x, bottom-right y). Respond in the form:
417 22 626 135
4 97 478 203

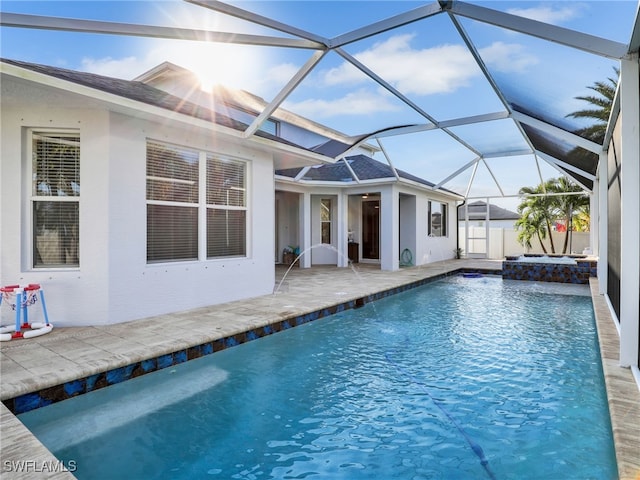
362 200 380 260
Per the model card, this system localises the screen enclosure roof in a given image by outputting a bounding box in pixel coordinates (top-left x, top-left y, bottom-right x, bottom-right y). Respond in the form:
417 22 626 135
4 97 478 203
2 0 639 208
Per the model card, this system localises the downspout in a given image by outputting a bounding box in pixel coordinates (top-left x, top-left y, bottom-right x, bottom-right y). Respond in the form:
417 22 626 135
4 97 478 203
457 199 466 257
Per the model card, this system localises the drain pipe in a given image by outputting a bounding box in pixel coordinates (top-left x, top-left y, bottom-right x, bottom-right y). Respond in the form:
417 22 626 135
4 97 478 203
457 199 466 257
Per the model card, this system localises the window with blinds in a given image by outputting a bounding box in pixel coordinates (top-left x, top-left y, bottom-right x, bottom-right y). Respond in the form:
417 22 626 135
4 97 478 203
147 204 198 262
31 131 80 268
206 155 246 258
146 141 247 263
146 141 199 262
147 141 199 203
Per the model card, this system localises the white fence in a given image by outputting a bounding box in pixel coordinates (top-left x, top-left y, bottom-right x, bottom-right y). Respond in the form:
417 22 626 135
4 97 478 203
458 227 591 259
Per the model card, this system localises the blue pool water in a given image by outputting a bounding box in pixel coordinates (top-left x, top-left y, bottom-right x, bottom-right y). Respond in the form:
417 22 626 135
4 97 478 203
19 276 617 479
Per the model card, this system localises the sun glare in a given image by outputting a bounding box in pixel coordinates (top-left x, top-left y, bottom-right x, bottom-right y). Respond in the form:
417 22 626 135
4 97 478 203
150 2 267 94
180 43 257 93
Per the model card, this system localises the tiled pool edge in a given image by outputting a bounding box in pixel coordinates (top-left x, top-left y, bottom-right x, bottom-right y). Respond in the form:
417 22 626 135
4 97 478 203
589 278 640 480
3 268 494 415
502 258 597 283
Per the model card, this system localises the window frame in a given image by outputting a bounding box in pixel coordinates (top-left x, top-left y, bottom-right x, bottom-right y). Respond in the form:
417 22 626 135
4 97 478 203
320 198 332 244
205 154 247 259
146 141 200 263
146 139 248 264
218 102 279 137
29 129 81 270
428 200 448 238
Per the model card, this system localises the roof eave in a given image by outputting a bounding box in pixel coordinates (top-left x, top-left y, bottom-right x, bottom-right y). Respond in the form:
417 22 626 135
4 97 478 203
275 173 463 199
1 60 335 169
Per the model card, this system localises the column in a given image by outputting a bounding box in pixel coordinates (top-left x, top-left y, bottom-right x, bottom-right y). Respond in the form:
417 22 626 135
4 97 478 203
299 192 312 269
619 54 640 368
380 185 399 271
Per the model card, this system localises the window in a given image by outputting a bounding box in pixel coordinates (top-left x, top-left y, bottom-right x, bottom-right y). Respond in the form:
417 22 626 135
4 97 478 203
31 131 80 268
224 105 279 137
206 155 246 258
320 198 332 244
147 141 199 262
428 201 447 237
146 140 247 263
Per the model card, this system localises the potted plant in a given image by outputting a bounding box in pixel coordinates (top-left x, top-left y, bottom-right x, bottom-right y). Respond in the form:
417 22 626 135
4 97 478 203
453 247 463 259
282 246 299 266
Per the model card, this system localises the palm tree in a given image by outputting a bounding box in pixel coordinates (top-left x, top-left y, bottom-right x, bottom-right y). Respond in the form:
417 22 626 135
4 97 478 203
566 67 618 144
515 208 548 253
546 177 590 254
516 184 556 253
516 177 590 254
515 71 612 254
573 205 591 232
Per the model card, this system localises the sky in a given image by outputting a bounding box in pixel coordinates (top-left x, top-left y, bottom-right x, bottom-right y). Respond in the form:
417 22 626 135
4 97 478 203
1 1 638 212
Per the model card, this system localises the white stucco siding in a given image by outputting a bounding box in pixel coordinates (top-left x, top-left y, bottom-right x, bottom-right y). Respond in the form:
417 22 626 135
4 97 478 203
0 106 111 327
104 114 276 325
379 184 399 270
274 190 300 262
1 87 277 327
398 193 417 266
414 193 458 265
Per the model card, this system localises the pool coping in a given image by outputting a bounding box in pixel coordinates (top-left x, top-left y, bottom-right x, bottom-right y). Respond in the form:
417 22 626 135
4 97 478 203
1 260 638 479
589 278 640 480
2 268 478 413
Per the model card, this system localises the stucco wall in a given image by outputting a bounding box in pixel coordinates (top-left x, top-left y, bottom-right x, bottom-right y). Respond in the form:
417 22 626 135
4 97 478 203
275 190 300 263
1 94 276 327
1 106 111 327
414 192 458 265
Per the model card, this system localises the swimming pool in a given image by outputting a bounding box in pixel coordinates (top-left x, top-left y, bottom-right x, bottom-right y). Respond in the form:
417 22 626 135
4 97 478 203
18 276 616 479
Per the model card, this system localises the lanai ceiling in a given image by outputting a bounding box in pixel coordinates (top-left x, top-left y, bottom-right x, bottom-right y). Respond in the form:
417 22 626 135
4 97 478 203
2 1 638 209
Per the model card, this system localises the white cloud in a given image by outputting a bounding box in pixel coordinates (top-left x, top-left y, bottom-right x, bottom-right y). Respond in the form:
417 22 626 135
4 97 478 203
283 34 540 119
284 89 400 118
78 40 276 93
506 4 583 24
321 34 538 96
78 32 537 121
479 42 539 73
259 63 300 91
80 56 145 80
323 34 479 95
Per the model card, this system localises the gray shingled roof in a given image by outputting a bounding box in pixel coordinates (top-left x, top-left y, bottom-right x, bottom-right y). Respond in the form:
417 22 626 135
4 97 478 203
3 58 454 194
276 154 437 188
458 201 519 220
1 57 304 149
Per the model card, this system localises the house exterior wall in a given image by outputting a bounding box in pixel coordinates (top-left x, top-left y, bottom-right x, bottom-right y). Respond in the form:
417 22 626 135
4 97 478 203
1 106 111 328
415 191 458 265
1 88 276 327
275 190 300 263
276 183 346 265
105 113 276 325
399 194 417 265
274 182 458 270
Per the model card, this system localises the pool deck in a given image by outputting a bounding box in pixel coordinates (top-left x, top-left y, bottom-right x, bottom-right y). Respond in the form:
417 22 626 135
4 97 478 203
1 259 639 479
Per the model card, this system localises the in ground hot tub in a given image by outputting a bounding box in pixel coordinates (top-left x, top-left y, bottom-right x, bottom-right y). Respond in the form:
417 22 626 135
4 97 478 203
502 254 597 284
